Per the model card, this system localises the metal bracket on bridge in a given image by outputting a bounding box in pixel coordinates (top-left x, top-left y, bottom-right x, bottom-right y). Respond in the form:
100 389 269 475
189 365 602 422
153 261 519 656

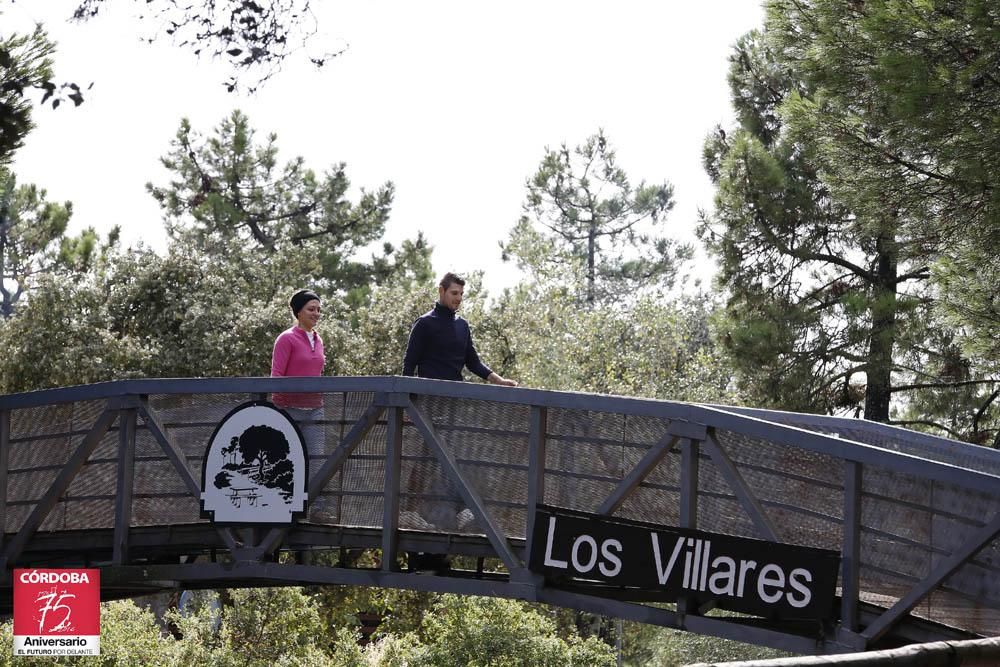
374 392 410 408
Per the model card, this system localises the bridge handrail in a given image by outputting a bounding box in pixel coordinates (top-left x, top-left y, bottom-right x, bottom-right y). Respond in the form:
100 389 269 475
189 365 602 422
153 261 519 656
3 376 999 494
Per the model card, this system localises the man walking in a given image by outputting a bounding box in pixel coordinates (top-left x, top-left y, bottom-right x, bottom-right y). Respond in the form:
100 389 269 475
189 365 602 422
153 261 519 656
403 272 517 386
400 272 516 572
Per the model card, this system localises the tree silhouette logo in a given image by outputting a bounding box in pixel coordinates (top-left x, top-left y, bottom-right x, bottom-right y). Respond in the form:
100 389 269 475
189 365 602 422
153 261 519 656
200 401 308 523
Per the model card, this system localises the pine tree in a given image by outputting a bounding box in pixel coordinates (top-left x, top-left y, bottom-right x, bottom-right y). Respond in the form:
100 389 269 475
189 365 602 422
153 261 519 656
701 30 998 442
504 130 690 306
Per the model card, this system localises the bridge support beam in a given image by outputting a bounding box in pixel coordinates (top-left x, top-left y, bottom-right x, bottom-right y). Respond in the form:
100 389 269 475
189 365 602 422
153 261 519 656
112 408 137 565
862 509 1000 644
677 437 700 616
703 430 779 542
524 406 547 563
0 409 8 556
382 404 403 571
841 461 863 637
598 432 678 517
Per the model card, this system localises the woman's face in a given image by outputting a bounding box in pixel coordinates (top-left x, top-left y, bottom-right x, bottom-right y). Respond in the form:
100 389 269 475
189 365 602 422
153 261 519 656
296 299 321 331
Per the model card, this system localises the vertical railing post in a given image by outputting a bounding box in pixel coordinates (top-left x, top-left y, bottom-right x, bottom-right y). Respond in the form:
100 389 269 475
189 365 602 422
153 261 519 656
113 408 137 565
679 438 699 528
842 461 863 634
525 406 547 561
382 404 404 571
0 409 9 557
679 437 699 615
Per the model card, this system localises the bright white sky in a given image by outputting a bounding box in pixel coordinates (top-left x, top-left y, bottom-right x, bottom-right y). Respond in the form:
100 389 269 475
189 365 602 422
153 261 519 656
9 0 763 294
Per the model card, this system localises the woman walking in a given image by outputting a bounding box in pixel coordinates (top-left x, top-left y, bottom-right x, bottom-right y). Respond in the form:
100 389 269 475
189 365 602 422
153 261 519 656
271 288 331 522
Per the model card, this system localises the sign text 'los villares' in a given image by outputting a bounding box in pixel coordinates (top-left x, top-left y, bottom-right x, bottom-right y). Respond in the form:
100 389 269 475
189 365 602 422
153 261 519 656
529 506 839 620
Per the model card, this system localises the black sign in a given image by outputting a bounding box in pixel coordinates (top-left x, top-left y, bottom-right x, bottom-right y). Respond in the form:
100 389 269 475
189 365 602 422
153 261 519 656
529 505 840 621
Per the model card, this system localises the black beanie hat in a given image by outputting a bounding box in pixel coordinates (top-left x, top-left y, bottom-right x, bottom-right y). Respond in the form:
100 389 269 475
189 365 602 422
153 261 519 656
290 289 320 316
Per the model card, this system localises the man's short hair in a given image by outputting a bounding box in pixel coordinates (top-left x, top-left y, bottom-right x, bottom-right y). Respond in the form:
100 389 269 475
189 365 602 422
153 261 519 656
439 272 466 290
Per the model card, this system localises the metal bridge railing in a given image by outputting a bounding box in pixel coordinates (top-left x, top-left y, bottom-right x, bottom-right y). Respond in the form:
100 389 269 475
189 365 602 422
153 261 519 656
2 376 999 655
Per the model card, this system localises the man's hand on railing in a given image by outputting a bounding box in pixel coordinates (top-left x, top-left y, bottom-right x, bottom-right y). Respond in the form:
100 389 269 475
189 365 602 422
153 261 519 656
487 372 518 387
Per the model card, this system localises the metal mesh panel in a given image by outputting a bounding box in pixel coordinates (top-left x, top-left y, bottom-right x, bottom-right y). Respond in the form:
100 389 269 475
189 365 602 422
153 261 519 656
696 493 755 537
66 461 117 499
397 397 532 536
6 402 117 533
5 505 33 534
400 398 455 530
133 496 201 526
544 408 625 512
147 392 255 424
862 530 932 580
933 530 1000 636
715 429 843 486
8 436 77 471
8 468 60 504
711 429 845 548
10 401 105 442
307 392 370 511
60 499 117 530
135 423 165 459
429 398 529 536
623 485 681 527
7 402 108 495
332 393 384 528
925 590 1000 638
618 416 682 525
52 429 118 532
135 395 237 527
938 535 1000 635
856 464 936 622
728 408 1000 475
853 464 1000 634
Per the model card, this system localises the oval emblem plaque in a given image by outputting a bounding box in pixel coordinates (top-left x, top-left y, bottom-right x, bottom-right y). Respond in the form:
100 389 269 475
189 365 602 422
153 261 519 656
200 401 308 523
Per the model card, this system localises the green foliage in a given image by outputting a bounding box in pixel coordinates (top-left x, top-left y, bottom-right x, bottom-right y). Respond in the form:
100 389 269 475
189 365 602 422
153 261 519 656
0 241 344 392
757 0 1000 428
342 234 435 312
700 27 999 439
306 550 438 640
0 600 175 666
0 271 151 392
469 283 736 404
0 167 112 318
340 277 436 376
147 110 429 305
935 244 1000 378
0 25 54 165
103 244 321 378
401 595 614 667
218 588 330 665
0 20 88 166
640 623 785 666
505 130 691 305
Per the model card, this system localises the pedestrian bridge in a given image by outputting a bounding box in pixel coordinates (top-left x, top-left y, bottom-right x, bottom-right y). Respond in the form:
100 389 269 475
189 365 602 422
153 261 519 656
1 377 998 655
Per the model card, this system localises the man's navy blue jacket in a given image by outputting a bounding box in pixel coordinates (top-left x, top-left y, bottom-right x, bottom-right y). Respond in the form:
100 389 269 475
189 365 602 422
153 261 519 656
402 302 492 381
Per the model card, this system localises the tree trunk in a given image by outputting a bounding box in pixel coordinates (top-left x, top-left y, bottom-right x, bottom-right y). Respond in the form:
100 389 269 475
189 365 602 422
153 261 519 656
864 233 898 422
0 207 11 319
586 222 596 304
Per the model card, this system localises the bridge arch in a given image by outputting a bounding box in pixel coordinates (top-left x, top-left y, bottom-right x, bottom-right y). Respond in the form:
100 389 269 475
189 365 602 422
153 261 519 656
1 376 998 655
